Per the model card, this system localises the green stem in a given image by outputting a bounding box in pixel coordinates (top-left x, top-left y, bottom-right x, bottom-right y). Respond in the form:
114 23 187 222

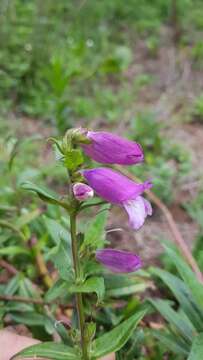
70 212 89 360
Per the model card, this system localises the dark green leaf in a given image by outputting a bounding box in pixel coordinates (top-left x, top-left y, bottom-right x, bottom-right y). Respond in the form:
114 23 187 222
50 240 73 280
0 220 25 240
91 310 145 358
83 207 109 249
15 209 41 229
151 267 203 331
105 273 150 297
45 279 68 302
83 260 103 278
11 342 80 360
70 277 105 303
0 246 29 256
43 216 71 246
125 329 144 360
11 312 46 326
4 274 21 295
164 245 203 312
21 181 69 209
149 298 196 342
152 330 189 355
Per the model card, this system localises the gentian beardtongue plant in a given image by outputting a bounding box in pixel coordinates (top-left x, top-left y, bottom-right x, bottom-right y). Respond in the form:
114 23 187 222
81 130 144 165
18 128 151 360
96 248 142 273
73 182 94 201
82 167 152 230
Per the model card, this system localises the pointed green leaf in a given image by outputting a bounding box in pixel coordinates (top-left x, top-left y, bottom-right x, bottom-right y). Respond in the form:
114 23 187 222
11 312 46 326
50 239 73 280
149 298 196 342
11 342 80 360
43 216 71 246
4 274 21 295
164 244 203 312
83 207 109 249
15 209 41 229
152 330 189 355
70 277 105 303
151 267 203 331
105 273 149 297
91 310 146 358
0 246 29 256
0 220 25 240
21 181 69 209
45 279 69 302
83 259 103 278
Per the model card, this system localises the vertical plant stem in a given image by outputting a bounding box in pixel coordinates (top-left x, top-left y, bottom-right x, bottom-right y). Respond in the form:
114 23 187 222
70 212 88 360
171 0 181 44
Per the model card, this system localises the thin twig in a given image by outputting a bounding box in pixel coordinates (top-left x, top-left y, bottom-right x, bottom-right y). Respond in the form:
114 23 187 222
0 259 18 275
35 249 53 288
31 236 53 289
0 294 73 308
116 166 203 283
0 294 50 305
0 220 25 240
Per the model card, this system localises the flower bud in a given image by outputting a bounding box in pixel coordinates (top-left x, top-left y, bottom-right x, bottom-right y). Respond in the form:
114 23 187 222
81 130 144 165
96 248 142 273
62 128 91 154
73 182 94 201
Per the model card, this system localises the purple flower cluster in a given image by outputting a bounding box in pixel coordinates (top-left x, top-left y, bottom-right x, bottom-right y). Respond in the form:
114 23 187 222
73 130 152 273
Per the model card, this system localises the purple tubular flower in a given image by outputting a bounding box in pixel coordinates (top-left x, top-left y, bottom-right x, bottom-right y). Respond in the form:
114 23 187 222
82 167 152 230
73 182 94 201
96 248 142 273
81 131 144 165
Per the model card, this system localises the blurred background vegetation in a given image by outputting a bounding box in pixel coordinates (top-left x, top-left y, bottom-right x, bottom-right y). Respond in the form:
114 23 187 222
1 1 203 359
1 0 203 208
1 0 203 127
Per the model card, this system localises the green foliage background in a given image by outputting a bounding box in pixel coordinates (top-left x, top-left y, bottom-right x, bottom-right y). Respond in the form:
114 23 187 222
1 1 203 359
1 0 203 126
